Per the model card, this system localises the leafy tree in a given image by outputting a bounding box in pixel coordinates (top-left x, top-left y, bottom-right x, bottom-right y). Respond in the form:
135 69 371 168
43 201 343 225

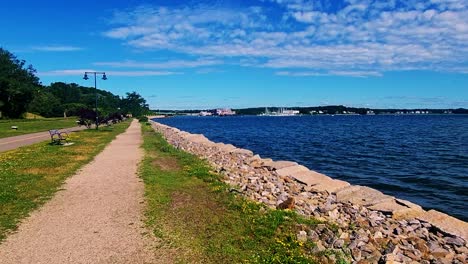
77 108 96 129
100 111 124 125
46 82 81 104
28 91 63 117
62 103 88 117
46 82 123 118
120 91 149 117
0 48 40 118
0 48 152 120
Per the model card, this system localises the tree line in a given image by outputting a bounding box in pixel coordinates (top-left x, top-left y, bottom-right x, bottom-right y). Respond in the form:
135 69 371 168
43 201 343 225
0 48 150 119
234 106 468 115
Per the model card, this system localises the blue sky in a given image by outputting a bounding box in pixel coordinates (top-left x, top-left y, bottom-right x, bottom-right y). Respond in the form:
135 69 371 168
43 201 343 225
1 0 467 109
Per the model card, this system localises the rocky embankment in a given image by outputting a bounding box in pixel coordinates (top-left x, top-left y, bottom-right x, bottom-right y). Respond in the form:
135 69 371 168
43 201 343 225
150 121 467 264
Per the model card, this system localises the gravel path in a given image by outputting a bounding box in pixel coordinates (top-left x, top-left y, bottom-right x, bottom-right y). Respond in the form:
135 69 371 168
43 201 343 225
0 120 159 263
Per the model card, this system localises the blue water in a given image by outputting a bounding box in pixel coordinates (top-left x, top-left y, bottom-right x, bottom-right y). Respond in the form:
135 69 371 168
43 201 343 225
156 115 468 221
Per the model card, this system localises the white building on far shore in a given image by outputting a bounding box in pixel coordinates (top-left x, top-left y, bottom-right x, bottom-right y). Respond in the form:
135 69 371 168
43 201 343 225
199 111 213 116
214 108 236 116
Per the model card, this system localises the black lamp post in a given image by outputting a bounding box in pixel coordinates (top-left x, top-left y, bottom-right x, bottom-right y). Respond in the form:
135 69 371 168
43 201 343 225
83 72 107 130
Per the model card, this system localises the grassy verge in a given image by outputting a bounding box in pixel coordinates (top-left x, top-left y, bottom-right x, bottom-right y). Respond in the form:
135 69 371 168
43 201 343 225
0 117 79 138
0 120 131 241
140 124 349 263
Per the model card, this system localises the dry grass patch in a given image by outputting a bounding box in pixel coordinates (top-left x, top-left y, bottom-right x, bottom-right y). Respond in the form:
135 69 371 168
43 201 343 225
22 167 58 175
152 156 181 171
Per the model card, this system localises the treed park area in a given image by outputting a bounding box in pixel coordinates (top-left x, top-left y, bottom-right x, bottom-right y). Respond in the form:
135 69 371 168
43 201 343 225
0 47 150 133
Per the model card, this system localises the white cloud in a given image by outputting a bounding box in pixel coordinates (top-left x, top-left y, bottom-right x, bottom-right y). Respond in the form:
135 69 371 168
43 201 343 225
329 70 383 77
93 58 223 69
32 45 83 52
39 69 179 77
39 69 94 76
195 68 224 74
102 1 468 76
276 70 382 77
276 71 328 76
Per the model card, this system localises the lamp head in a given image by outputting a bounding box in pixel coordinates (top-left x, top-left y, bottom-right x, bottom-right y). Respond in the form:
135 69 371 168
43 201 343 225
102 73 107 80
83 73 89 80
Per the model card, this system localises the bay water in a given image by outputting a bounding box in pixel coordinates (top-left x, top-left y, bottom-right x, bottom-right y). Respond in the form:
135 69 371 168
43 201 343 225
156 115 468 221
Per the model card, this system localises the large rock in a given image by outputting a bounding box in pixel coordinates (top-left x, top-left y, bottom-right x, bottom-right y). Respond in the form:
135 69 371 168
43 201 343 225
336 186 394 206
263 160 298 170
184 134 210 143
215 143 237 152
232 148 254 156
368 199 425 219
275 166 350 193
275 165 310 177
178 131 191 138
310 179 350 193
286 169 331 185
200 141 217 147
417 210 468 242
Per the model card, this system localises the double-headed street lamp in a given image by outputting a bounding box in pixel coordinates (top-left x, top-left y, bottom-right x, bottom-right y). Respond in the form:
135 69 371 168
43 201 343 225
83 71 107 130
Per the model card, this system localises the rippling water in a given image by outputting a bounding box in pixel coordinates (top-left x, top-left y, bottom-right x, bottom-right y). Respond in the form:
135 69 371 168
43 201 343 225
156 115 468 221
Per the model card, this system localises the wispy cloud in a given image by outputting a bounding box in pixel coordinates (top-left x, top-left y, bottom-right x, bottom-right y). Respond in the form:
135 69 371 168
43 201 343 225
106 70 180 76
102 1 468 76
38 69 179 77
32 45 83 52
93 58 222 69
329 71 383 78
276 71 328 77
277 70 382 77
195 68 224 74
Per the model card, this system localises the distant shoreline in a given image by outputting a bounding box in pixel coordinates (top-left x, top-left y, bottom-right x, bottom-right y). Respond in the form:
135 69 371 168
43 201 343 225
155 113 468 118
152 105 468 116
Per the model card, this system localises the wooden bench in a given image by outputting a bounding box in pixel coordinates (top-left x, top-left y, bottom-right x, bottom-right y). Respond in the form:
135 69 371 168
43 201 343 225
48 130 69 145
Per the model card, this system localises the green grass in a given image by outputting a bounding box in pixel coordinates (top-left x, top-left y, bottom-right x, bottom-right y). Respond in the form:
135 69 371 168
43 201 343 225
0 117 79 139
0 120 131 241
140 125 344 263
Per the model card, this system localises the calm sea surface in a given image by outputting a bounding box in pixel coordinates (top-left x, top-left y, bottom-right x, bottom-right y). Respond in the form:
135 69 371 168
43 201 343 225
156 115 468 221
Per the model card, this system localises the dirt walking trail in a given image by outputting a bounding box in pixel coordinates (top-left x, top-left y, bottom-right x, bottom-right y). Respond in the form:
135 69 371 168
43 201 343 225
0 120 158 263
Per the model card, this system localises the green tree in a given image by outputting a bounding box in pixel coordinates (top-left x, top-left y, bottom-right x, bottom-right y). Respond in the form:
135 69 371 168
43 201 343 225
62 103 88 117
0 48 40 118
121 91 149 117
28 91 63 117
46 82 81 104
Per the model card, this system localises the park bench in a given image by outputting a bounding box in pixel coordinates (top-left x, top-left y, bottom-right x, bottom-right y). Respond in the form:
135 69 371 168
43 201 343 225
48 130 69 145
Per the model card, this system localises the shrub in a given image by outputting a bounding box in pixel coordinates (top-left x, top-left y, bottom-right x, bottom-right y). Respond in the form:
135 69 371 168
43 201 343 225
138 116 148 123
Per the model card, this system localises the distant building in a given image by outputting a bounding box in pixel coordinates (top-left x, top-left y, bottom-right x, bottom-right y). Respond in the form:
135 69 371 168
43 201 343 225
199 111 213 116
281 109 300 115
213 108 236 116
